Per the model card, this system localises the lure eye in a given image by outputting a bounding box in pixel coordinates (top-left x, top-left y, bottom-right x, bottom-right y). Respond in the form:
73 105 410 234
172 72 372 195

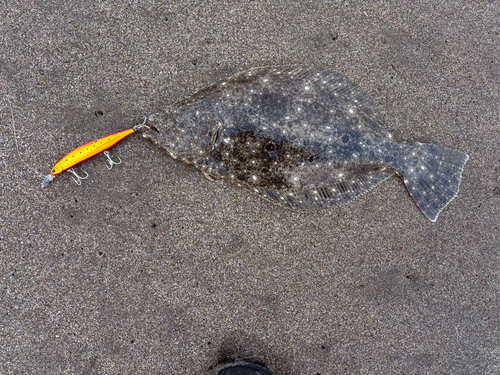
51 169 56 173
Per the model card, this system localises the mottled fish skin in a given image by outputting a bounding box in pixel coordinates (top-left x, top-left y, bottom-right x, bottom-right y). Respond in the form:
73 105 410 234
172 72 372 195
143 66 469 221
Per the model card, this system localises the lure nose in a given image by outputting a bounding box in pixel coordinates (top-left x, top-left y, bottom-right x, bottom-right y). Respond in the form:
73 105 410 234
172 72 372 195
41 173 55 187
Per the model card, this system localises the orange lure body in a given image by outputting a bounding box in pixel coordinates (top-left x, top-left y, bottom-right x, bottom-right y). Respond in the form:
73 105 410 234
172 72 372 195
42 128 135 187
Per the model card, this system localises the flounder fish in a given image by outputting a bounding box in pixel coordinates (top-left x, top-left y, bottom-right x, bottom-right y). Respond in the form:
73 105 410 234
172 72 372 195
142 67 468 221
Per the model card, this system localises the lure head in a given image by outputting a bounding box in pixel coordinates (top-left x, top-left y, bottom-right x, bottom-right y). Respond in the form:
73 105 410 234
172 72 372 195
50 166 64 176
144 101 222 162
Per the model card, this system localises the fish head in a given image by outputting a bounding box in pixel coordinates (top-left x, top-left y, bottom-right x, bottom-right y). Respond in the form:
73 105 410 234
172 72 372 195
144 102 222 161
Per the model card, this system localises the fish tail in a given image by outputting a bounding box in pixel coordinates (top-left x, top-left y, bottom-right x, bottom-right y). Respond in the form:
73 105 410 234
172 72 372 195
399 143 469 221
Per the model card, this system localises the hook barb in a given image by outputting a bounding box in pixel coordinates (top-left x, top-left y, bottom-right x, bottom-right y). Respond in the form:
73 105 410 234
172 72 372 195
67 168 89 185
103 150 122 170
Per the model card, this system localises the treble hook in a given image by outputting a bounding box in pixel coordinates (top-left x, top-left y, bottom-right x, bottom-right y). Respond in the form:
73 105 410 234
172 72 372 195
67 168 89 185
103 150 122 170
133 116 149 131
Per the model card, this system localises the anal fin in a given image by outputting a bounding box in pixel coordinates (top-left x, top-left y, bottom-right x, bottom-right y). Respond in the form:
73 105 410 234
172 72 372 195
245 169 394 211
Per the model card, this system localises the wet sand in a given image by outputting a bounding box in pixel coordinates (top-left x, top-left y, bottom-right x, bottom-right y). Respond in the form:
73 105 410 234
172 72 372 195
1 1 499 374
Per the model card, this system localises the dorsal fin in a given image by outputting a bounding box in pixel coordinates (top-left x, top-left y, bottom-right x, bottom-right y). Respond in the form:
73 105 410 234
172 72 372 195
198 66 391 139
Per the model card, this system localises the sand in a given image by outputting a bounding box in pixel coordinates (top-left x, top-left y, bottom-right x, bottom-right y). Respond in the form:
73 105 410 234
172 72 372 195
1 1 499 374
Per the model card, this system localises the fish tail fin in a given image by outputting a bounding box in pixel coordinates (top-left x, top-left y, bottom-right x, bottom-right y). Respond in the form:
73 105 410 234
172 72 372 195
400 143 469 221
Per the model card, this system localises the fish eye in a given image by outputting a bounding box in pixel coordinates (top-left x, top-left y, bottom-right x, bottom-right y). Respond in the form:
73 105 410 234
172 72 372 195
265 143 275 151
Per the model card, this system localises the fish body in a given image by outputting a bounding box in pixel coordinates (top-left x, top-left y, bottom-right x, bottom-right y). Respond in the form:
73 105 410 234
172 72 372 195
143 67 468 221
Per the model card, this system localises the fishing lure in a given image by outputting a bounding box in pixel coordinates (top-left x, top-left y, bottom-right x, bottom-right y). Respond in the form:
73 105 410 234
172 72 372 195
42 120 151 187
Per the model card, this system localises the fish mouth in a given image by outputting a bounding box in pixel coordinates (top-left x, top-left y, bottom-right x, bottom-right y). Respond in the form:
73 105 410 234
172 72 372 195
140 121 166 148
149 123 160 134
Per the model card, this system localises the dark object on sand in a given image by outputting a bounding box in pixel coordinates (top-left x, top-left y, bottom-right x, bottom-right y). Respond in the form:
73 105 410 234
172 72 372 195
143 67 469 221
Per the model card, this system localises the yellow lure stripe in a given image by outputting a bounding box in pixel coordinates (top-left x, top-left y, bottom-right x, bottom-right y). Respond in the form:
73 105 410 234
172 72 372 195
42 128 135 187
